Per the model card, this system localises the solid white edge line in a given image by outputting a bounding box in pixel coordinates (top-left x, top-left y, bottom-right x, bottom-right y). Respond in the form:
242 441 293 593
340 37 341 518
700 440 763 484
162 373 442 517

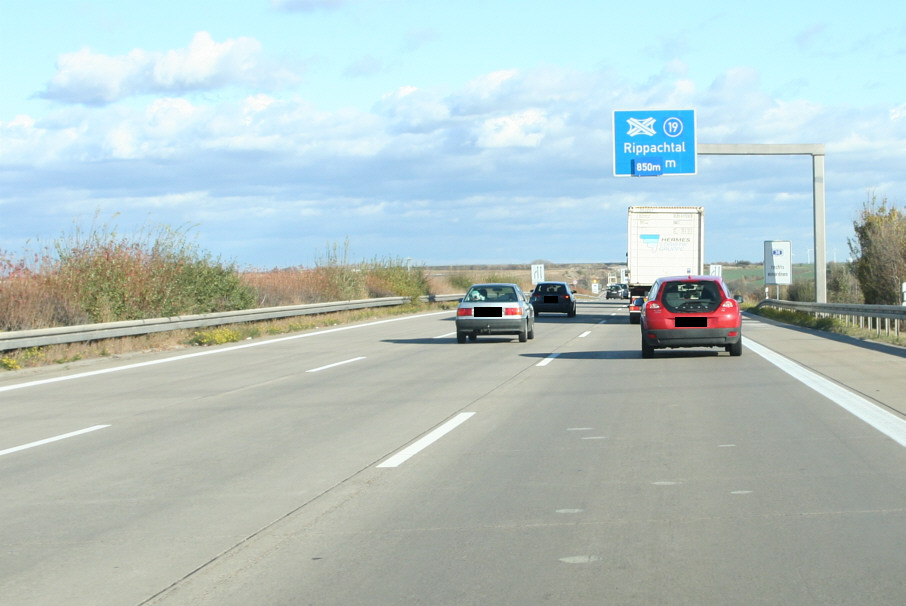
536 352 560 367
306 356 366 373
744 336 906 448
377 412 475 468
0 424 111 457
0 310 453 393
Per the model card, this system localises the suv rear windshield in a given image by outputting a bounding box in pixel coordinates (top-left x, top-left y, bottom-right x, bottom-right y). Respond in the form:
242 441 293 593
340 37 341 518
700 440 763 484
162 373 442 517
660 280 722 313
535 283 567 295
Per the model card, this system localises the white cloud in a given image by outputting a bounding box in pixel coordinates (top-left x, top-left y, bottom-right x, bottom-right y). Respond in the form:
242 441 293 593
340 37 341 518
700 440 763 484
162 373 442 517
461 69 518 101
892 103 906 121
476 109 547 148
373 86 450 134
40 32 296 105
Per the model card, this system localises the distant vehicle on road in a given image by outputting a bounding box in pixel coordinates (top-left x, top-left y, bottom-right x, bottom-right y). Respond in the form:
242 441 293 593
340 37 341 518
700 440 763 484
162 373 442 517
456 283 535 343
640 275 742 358
530 282 577 317
606 283 628 299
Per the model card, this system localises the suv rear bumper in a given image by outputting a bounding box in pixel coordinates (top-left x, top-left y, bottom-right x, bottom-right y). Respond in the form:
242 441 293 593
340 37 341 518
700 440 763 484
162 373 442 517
643 327 741 348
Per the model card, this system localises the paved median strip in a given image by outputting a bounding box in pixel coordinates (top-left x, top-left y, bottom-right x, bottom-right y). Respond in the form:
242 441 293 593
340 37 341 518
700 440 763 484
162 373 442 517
377 412 475 468
0 312 450 393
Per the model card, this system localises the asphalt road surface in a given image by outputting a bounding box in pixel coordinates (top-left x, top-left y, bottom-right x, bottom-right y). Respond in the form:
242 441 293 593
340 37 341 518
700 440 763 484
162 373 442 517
2 301 905 605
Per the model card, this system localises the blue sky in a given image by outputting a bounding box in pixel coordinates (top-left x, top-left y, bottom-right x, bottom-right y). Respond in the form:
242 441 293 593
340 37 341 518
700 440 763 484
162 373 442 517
2 0 904 269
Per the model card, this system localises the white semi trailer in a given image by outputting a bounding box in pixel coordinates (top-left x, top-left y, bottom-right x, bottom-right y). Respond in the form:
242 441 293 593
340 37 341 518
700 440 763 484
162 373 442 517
627 206 705 301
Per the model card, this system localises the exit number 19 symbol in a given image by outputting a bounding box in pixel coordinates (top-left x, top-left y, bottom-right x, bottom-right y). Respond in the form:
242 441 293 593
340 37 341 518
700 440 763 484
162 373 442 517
663 117 684 138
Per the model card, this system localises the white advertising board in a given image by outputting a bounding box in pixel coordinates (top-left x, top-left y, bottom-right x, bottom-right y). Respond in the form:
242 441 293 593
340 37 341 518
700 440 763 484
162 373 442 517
764 241 792 285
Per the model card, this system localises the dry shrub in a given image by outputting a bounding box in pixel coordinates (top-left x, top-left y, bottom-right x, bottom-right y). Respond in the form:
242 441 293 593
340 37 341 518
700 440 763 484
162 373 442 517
241 269 328 306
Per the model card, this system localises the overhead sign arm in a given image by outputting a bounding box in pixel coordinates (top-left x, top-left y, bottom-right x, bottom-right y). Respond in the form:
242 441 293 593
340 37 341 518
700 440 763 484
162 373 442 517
697 143 827 303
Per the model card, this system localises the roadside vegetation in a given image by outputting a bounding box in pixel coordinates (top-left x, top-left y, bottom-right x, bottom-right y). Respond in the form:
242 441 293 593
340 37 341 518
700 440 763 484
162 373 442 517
746 305 906 349
0 221 517 371
744 193 906 347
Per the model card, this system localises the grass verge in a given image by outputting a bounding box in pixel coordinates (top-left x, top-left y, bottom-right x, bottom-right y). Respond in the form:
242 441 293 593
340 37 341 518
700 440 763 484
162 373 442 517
747 305 906 348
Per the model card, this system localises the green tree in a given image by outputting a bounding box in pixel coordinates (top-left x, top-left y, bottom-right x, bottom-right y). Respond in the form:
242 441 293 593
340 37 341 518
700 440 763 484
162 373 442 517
827 262 863 303
848 194 906 305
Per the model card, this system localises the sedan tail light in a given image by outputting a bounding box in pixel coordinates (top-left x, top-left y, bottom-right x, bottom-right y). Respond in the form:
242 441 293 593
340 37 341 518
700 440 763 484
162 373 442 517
504 307 523 316
457 308 473 317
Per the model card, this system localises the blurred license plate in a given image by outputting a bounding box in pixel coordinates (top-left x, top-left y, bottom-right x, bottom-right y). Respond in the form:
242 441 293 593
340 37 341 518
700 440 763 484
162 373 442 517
474 307 503 318
544 296 558 304
675 317 707 327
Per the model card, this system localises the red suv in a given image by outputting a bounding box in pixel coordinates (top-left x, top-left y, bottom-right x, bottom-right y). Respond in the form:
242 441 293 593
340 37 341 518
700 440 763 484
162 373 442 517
640 275 742 358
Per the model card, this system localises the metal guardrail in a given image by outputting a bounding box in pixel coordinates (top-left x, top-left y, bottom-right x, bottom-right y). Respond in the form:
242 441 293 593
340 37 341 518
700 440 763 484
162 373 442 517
755 298 906 337
0 294 463 352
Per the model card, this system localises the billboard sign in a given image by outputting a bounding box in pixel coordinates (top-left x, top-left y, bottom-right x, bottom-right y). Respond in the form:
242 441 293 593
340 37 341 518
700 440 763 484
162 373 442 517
613 109 696 177
764 241 792 285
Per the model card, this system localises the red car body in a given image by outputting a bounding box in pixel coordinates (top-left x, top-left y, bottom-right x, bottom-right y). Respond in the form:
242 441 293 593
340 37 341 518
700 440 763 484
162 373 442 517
640 275 742 357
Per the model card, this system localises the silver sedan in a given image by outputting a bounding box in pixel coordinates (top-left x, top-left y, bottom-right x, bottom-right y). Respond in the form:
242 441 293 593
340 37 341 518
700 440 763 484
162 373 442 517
455 283 535 343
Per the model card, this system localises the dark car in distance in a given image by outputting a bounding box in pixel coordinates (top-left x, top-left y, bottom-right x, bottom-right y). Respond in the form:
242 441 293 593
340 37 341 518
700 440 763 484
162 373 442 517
530 282 577 317
640 275 742 358
605 283 628 299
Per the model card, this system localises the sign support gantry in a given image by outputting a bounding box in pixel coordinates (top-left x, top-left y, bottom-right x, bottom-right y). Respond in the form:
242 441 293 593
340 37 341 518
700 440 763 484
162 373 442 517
697 144 827 303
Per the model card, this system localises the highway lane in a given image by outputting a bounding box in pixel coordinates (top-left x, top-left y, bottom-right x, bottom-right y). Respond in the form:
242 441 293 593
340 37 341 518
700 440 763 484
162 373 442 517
2 302 906 604
0 305 613 605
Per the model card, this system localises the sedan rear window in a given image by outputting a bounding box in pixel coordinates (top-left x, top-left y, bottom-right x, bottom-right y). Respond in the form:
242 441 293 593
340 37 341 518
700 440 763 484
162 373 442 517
466 286 518 302
661 281 721 313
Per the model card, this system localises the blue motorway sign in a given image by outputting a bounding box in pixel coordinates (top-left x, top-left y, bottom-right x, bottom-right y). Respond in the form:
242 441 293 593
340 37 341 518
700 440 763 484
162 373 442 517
613 109 696 177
